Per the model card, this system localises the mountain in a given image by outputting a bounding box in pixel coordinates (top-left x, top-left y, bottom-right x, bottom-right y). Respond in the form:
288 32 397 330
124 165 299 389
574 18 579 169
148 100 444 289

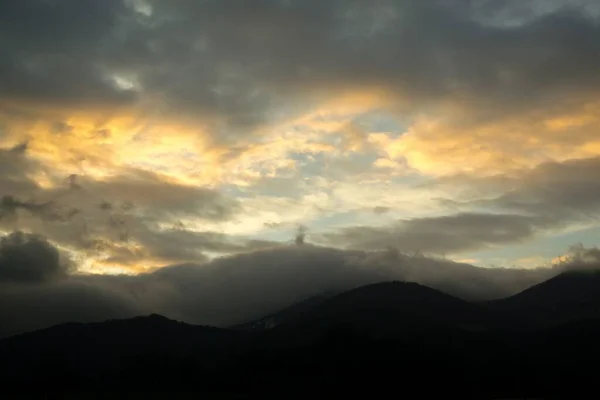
0 314 247 392
4 278 600 397
232 292 333 331
237 280 600 398
487 270 600 326
253 281 514 343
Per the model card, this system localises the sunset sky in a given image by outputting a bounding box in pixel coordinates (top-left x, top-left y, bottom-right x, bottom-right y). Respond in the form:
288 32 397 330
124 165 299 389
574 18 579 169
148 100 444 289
2 0 600 277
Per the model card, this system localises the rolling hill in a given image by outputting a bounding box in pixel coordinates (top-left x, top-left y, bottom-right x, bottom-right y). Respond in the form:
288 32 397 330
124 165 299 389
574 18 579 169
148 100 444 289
486 270 600 326
255 281 510 337
4 274 600 397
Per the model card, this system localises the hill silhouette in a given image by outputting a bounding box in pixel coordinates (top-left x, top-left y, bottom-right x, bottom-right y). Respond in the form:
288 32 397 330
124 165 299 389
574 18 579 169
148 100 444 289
0 314 247 394
232 292 332 331
487 270 600 326
253 281 511 339
3 276 600 397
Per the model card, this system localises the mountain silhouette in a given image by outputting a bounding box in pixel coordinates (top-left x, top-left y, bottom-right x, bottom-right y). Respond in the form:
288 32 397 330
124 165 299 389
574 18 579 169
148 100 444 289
232 292 332 331
0 313 247 393
255 281 508 338
487 270 600 326
3 277 600 398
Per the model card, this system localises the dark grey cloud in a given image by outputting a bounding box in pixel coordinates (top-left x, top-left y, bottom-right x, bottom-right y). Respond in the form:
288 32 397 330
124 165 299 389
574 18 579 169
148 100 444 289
137 0 600 124
147 244 552 325
0 143 82 227
115 220 278 265
2 0 599 133
491 157 600 222
31 213 275 269
558 243 600 265
0 279 142 338
72 169 240 220
0 241 568 337
294 225 307 246
0 143 40 197
429 156 600 228
0 0 137 107
0 165 246 264
317 212 552 255
0 172 267 268
322 157 600 254
0 231 73 283
373 206 391 215
0 194 81 225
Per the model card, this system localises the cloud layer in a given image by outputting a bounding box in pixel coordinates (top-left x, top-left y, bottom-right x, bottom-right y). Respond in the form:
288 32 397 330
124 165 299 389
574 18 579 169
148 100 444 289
2 0 600 326
0 234 574 337
0 231 73 283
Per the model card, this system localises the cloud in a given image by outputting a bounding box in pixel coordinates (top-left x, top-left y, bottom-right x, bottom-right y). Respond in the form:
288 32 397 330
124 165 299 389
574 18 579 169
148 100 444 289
0 195 80 224
491 156 600 221
294 225 307 246
0 231 73 283
0 160 249 271
373 206 391 215
7 138 598 274
316 212 553 255
1 0 600 326
319 157 600 255
121 223 279 266
555 243 600 270
0 279 142 338
2 0 599 203
0 0 136 108
0 143 40 195
2 1 599 129
0 242 564 337
381 99 600 177
1 0 598 198
350 155 600 260
68 169 241 220
428 156 600 230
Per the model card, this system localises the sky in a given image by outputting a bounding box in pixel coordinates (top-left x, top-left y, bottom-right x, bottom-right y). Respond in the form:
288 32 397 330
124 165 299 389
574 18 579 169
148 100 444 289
2 0 600 335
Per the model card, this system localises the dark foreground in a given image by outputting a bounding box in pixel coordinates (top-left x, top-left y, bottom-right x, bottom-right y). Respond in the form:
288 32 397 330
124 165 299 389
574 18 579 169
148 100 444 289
3 273 600 399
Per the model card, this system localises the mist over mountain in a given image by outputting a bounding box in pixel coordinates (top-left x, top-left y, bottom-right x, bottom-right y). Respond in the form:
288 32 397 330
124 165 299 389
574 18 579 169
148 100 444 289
0 236 572 338
4 273 600 398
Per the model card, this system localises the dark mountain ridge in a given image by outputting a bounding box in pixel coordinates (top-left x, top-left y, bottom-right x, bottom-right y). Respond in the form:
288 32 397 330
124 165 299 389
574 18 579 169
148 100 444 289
486 269 600 326
3 273 600 397
267 281 508 334
232 292 333 331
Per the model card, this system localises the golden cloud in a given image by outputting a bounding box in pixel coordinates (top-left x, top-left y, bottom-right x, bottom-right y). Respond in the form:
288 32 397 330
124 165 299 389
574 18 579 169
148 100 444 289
1 87 392 193
375 100 600 177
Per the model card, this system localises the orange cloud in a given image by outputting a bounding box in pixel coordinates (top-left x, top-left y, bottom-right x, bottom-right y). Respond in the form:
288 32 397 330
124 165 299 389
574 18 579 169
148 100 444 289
1 86 394 195
374 100 600 177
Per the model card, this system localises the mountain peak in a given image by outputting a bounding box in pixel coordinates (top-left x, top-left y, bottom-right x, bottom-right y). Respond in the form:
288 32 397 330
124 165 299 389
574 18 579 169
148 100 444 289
145 313 172 321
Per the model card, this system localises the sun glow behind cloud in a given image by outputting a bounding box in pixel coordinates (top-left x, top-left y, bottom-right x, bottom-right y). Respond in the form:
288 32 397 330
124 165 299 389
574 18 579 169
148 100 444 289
2 0 600 275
